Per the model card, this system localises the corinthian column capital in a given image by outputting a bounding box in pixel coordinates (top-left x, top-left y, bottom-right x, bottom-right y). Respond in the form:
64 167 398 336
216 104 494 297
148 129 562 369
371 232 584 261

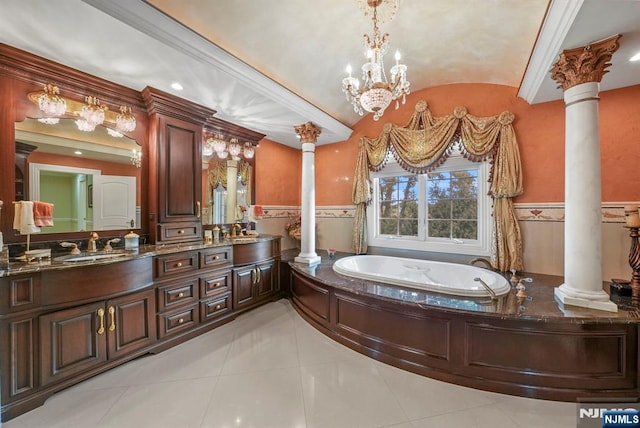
294 122 322 143
550 34 621 91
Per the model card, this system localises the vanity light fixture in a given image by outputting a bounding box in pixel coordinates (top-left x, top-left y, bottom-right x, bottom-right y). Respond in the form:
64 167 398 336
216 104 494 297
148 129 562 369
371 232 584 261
115 105 137 134
204 133 257 160
131 148 142 168
35 83 67 124
76 96 107 132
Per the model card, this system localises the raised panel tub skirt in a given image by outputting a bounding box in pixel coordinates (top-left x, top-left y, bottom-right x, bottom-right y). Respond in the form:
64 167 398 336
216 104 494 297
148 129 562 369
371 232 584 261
290 256 640 402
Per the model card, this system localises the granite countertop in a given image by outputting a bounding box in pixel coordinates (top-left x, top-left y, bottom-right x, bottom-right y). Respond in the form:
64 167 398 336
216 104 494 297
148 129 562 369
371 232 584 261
285 250 640 323
1 234 280 277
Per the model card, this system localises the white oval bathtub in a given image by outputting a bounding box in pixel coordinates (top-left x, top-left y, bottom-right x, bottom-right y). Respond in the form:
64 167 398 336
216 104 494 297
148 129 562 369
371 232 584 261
332 255 511 298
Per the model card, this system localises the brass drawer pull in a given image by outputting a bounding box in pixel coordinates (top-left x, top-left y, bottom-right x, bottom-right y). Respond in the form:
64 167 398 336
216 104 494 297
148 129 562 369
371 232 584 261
176 262 183 267
178 229 185 234
178 318 184 324
97 307 105 335
215 304 222 310
213 255 219 260
178 292 184 298
213 282 220 287
108 306 116 332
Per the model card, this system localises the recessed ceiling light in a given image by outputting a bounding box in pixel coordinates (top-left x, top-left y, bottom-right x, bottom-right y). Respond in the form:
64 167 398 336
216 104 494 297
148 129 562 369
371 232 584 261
74 150 82 155
171 82 183 90
630 52 640 62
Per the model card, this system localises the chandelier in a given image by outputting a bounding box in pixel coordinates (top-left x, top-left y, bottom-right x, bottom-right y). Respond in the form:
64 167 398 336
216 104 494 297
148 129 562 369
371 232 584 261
76 96 107 132
204 134 255 161
342 0 410 121
35 84 67 124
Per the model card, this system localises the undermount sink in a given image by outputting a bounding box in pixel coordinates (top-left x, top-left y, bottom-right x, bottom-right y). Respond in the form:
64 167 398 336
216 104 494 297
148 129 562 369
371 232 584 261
56 253 129 262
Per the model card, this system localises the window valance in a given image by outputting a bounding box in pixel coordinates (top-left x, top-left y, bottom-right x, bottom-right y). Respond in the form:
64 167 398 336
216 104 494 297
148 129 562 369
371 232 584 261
352 100 523 272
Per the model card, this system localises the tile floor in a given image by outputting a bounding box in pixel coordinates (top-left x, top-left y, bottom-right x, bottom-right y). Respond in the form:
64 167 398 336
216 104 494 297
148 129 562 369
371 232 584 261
2 300 577 428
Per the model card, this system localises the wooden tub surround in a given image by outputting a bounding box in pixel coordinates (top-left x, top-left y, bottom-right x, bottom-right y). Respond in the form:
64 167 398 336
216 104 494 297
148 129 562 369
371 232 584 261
289 253 640 403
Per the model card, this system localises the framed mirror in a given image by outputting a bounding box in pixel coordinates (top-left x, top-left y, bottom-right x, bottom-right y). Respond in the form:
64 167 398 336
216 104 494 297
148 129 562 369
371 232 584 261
14 118 142 234
202 157 253 225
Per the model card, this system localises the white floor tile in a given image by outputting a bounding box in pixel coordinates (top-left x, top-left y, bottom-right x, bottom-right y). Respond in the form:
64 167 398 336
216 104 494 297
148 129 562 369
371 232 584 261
2 387 127 428
300 358 409 428
201 368 306 428
96 377 217 428
2 300 580 428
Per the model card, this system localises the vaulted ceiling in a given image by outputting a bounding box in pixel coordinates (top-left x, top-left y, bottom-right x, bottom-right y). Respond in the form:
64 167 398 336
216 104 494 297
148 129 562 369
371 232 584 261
1 0 639 147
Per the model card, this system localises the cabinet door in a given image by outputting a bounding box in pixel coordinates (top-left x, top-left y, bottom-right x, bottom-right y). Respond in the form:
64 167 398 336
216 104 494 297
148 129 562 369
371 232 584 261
40 303 107 386
157 116 202 224
256 261 276 301
106 289 157 360
233 265 256 310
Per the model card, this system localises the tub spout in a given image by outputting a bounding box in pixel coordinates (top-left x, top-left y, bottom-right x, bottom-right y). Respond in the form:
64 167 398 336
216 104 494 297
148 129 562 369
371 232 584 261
469 257 493 270
474 277 498 301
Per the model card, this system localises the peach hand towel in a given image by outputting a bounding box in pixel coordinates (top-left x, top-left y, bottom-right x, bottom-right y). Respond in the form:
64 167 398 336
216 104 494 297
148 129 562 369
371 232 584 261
33 201 54 227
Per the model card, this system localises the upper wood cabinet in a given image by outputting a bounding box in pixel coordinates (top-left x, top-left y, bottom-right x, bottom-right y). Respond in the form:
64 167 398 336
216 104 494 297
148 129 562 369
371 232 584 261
142 87 216 244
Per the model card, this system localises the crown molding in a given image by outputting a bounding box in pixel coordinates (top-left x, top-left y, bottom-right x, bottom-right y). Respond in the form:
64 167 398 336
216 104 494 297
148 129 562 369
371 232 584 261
517 0 584 103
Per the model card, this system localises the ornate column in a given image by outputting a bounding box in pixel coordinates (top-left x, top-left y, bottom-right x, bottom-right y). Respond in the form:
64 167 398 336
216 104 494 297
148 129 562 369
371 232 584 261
294 122 322 265
550 34 621 312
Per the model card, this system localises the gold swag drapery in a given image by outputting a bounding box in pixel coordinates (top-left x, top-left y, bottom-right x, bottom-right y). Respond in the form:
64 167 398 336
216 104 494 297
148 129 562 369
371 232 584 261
208 159 253 205
351 100 523 272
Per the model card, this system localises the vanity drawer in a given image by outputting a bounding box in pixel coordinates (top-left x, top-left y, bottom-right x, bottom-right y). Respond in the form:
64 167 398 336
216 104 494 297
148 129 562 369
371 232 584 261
157 279 198 311
200 247 232 269
200 270 232 298
158 222 201 242
200 293 231 323
154 252 199 279
157 304 199 338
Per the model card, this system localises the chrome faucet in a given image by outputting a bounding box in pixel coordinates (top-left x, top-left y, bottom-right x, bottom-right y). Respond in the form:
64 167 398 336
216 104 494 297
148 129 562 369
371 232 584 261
88 232 99 253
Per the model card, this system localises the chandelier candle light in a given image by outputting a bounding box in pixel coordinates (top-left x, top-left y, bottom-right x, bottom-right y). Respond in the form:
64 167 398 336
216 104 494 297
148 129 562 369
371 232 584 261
36 84 67 124
342 0 410 121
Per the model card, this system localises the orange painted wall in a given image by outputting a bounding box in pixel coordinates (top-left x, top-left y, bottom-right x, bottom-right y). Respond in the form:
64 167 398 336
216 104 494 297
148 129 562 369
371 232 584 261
313 83 640 205
27 151 142 204
255 138 301 205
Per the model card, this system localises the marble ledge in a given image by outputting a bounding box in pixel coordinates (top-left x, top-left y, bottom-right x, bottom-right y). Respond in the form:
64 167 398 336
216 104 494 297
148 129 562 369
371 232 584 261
1 234 281 277
286 251 640 323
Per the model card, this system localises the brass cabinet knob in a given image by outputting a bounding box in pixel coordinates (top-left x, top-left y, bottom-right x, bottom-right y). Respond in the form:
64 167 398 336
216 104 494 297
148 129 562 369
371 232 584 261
176 262 183 267
215 304 222 310
178 318 184 324
178 229 185 234
214 255 219 260
178 292 184 298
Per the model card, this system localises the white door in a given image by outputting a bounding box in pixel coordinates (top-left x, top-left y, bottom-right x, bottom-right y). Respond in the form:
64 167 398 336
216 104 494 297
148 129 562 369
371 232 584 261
92 175 137 230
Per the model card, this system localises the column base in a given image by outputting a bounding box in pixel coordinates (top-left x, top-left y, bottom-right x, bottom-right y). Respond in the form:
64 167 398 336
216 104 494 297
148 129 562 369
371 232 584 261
554 285 618 313
295 255 322 265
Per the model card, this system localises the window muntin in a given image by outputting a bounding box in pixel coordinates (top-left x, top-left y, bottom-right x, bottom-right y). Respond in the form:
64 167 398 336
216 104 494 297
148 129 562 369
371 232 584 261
367 152 492 256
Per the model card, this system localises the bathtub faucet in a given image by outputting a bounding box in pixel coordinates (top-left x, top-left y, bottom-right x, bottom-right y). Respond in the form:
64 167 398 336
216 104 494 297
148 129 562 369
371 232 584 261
469 257 493 270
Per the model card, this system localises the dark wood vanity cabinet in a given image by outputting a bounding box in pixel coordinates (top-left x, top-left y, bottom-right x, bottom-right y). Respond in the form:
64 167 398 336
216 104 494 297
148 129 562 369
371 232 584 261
154 246 234 340
232 240 280 311
143 86 216 245
39 289 156 386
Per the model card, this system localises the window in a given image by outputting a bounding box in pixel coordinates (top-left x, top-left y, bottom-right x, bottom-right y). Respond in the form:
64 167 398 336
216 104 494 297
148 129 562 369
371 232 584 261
367 150 492 256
